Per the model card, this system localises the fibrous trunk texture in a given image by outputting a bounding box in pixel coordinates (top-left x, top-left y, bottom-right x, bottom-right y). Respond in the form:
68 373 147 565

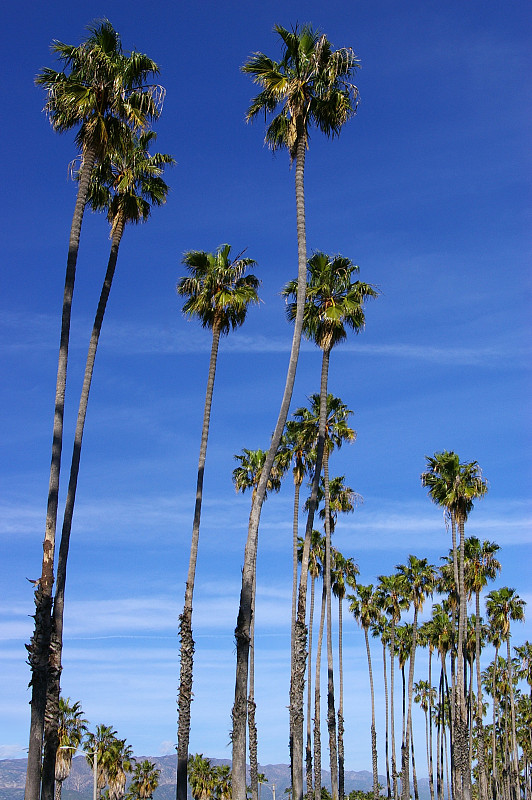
177 322 221 800
233 131 308 800
25 145 96 800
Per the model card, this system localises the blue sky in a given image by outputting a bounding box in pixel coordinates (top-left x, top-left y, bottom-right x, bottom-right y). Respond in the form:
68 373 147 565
1 0 530 775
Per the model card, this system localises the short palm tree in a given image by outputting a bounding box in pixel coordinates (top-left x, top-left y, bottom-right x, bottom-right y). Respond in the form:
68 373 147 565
421 451 487 800
235 31 360 799
176 246 259 800
84 725 120 798
29 25 161 800
126 761 160 800
188 754 215 800
43 128 173 795
54 697 88 800
349 585 381 800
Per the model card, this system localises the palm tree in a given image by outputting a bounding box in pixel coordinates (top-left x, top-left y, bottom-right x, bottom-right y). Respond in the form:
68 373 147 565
84 725 120 799
422 451 488 800
235 31 360 800
463 537 501 800
212 765 232 800
414 681 437 800
233 446 287 800
176 245 259 800
285 253 376 800
376 573 409 800
54 697 88 800
42 128 173 799
332 548 358 800
126 761 160 800
29 25 161 800
396 556 436 800
486 587 526 798
105 740 134 800
187 755 215 800
349 585 381 800
371 615 393 799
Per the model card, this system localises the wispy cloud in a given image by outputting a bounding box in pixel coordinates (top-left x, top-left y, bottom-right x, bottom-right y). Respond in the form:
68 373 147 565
2 309 529 365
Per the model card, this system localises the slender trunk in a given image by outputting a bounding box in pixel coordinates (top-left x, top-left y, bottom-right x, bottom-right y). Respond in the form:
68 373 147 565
314 582 326 800
390 622 398 800
41 213 126 800
25 144 96 800
177 320 222 800
428 650 435 800
506 637 519 800
474 591 487 800
338 596 344 800
306 574 316 799
412 733 419 800
402 608 419 800
291 347 328 800
233 129 308 800
364 628 379 800
492 646 500 799
54 782 62 800
383 640 391 799
323 444 338 800
249 575 258 800
455 517 469 800
292 479 301 786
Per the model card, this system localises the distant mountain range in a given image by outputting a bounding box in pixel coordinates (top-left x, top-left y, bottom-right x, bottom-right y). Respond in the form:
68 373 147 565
0 755 431 800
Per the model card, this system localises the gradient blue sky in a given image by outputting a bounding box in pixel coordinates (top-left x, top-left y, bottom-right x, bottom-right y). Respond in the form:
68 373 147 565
1 0 530 774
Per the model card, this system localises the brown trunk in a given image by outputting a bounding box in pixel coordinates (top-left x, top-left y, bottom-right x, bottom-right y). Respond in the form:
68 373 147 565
322 442 338 800
233 128 308 800
364 629 379 800
306 574 316 798
314 582 326 800
25 144 96 800
177 320 222 800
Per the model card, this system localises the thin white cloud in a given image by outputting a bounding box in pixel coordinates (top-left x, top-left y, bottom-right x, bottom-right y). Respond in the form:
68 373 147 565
2 309 528 365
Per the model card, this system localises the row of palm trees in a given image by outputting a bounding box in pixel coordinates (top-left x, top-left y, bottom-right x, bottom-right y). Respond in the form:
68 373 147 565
54 697 159 800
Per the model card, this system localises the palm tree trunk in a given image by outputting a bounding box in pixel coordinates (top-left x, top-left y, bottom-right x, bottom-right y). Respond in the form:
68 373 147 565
474 591 487 800
25 144 97 800
456 517 470 800
307 574 316 799
177 320 222 800
383 640 391 799
338 596 344 800
411 733 419 800
249 578 259 800
506 638 519 800
41 213 126 800
314 582 326 800
364 628 379 800
492 646 500 800
323 445 338 800
233 128 308 800
390 622 398 800
291 347 328 800
428 650 435 800
402 608 419 800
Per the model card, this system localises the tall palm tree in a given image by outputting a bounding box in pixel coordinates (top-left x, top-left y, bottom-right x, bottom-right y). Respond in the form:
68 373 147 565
371 615 393 799
235 31 360 800
414 681 437 800
422 451 488 800
396 556 436 800
349 585 381 800
54 697 88 800
29 25 160 800
463 537 501 800
42 129 173 800
176 246 259 800
233 446 287 800
332 549 358 800
285 252 376 800
126 761 160 800
486 587 526 798
376 574 409 800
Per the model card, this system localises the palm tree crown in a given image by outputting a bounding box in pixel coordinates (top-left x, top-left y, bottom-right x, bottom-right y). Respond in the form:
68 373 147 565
421 451 488 524
284 252 378 352
36 20 162 157
177 245 260 335
242 24 360 159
